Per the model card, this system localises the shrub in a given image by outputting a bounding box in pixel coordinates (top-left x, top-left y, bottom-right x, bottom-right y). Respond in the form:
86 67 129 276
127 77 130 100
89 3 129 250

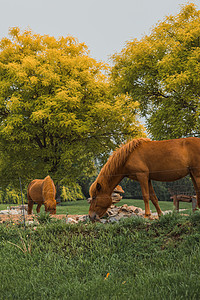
60 183 85 201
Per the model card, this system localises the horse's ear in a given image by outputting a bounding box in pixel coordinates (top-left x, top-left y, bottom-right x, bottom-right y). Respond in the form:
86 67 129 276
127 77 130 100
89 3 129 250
96 182 101 191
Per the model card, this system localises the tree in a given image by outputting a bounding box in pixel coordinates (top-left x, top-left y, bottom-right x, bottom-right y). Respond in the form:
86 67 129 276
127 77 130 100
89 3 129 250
0 27 144 187
111 3 200 140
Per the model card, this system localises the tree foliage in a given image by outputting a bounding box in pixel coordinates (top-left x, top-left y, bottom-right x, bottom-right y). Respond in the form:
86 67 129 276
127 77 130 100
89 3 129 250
111 3 200 139
0 185 25 204
0 27 144 187
60 183 85 202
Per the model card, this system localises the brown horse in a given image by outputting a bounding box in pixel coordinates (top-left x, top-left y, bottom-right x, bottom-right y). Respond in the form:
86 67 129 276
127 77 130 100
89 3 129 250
89 137 200 220
27 175 57 214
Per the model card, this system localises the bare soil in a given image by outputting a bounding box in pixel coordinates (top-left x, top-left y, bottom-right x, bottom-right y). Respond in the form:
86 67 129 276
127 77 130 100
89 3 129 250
0 214 84 224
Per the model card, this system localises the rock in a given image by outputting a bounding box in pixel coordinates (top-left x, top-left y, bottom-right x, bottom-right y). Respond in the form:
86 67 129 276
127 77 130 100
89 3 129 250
100 219 107 224
120 204 129 211
0 210 10 215
127 206 143 214
112 194 122 203
0 207 28 215
10 205 28 212
105 206 119 217
131 213 140 218
113 185 124 194
26 220 38 225
66 217 78 224
108 217 119 223
77 215 89 222
118 212 126 219
0 209 22 215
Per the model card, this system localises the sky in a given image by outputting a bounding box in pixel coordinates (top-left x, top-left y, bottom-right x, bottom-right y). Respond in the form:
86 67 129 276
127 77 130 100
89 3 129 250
1 0 200 62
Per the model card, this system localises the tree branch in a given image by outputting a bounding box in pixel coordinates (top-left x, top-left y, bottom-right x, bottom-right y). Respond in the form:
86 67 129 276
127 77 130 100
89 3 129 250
34 134 44 149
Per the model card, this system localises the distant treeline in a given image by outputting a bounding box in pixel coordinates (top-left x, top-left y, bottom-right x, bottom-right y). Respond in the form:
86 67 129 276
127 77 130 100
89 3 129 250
0 176 195 204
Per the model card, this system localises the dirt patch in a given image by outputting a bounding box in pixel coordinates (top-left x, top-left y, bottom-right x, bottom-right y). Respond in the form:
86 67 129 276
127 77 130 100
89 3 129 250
0 214 83 224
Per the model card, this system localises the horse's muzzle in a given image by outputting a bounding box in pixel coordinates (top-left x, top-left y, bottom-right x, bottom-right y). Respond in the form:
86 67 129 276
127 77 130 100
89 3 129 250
89 211 101 222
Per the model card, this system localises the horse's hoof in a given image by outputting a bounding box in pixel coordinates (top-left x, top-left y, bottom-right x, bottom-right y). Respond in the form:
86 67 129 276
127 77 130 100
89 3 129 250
144 214 151 219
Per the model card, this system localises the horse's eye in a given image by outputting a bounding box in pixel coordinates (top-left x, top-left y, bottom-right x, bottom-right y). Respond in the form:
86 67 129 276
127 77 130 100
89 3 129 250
92 196 96 200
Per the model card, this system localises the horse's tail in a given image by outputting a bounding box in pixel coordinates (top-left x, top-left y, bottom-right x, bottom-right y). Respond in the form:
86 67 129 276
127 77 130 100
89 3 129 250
42 175 56 203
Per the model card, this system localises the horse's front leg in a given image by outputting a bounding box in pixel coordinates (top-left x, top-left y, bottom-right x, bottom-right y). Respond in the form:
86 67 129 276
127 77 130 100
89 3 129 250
137 173 151 218
149 181 162 217
36 203 42 213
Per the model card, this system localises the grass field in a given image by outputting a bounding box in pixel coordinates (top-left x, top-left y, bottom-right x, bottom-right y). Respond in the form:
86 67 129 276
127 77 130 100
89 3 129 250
0 199 194 215
1 211 200 299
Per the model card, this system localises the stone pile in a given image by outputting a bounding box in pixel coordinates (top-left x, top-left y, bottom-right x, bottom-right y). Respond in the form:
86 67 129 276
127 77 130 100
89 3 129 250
67 204 152 224
100 204 145 223
0 205 28 216
100 204 177 223
111 185 124 204
64 204 145 224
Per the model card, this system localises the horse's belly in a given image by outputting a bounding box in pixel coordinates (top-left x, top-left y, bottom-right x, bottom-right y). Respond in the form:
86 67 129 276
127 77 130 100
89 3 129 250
149 168 189 182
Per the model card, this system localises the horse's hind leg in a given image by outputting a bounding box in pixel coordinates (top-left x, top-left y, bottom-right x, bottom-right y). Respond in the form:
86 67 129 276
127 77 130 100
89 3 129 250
36 203 42 213
190 173 200 210
149 181 162 217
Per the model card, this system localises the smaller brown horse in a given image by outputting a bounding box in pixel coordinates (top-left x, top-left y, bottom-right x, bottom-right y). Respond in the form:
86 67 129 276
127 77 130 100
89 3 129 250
27 175 57 214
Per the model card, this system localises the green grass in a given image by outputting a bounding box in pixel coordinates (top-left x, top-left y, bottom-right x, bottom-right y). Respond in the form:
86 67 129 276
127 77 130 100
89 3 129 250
0 199 194 215
1 212 200 299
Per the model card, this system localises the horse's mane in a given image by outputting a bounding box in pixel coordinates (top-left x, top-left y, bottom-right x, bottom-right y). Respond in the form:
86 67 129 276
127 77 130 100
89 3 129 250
42 175 56 203
97 138 150 187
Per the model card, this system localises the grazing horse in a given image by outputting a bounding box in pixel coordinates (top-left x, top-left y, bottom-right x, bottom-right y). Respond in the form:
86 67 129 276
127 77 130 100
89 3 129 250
89 137 200 220
27 175 57 214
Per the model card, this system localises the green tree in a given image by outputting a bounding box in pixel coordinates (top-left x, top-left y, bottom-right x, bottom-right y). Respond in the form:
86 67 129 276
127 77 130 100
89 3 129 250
0 27 144 187
111 3 200 139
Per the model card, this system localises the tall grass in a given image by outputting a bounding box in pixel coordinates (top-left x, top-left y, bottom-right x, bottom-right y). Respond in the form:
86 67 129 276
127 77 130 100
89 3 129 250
1 212 200 299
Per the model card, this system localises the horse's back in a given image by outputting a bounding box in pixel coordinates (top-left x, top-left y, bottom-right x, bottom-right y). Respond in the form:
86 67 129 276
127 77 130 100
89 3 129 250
126 137 200 181
131 137 200 162
42 176 56 199
184 137 200 162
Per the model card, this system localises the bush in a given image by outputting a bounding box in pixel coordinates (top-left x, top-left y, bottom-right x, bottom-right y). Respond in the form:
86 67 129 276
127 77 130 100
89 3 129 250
0 185 26 204
60 183 85 201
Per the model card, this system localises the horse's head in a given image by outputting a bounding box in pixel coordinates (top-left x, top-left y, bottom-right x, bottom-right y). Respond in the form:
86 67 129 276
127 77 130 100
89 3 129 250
88 182 112 221
45 200 57 214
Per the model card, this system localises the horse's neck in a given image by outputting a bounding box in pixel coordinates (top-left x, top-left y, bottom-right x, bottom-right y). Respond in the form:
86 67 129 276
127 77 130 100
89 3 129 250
99 173 124 195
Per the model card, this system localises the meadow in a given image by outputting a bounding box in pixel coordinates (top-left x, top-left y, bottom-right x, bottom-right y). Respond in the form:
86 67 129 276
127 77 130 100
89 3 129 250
0 199 194 216
1 199 200 299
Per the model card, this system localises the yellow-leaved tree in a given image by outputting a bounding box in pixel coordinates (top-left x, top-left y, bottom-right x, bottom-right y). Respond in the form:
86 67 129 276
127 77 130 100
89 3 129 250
111 3 200 139
0 27 144 188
